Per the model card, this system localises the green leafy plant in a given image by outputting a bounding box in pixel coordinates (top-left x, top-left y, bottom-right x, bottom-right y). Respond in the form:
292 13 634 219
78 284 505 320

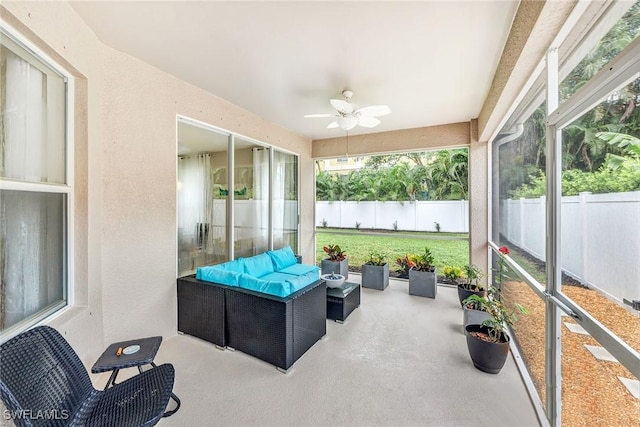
365 252 386 266
355 221 361 229
434 222 441 232
323 244 346 261
443 265 464 282
412 247 435 272
321 218 328 228
460 264 484 291
392 220 398 231
462 246 527 343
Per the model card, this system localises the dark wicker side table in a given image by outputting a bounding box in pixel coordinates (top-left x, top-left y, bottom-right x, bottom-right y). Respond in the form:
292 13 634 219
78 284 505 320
326 282 361 323
92 336 181 417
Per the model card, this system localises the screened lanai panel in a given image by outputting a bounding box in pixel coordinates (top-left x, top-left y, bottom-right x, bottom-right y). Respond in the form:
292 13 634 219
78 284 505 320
557 77 640 424
560 1 640 103
492 99 548 412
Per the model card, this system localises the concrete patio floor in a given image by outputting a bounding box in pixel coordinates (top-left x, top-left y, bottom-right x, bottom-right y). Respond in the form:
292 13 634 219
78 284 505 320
98 277 540 427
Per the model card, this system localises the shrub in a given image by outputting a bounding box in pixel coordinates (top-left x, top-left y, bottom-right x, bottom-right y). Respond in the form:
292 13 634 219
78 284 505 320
365 252 386 266
323 244 346 261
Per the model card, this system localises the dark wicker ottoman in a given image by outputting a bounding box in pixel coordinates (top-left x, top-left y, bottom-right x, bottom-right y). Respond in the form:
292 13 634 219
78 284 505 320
326 282 360 322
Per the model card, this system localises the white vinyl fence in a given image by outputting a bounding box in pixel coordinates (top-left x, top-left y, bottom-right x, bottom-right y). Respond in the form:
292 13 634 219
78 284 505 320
501 191 640 304
316 200 469 233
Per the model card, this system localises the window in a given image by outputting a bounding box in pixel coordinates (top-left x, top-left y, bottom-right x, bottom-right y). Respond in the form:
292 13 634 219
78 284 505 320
0 26 71 336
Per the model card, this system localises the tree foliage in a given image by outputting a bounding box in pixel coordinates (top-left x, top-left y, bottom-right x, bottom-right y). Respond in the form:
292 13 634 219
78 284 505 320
316 149 468 201
502 3 640 198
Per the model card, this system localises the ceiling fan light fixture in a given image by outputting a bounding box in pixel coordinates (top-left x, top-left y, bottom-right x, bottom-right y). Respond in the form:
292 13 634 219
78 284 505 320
305 90 390 131
338 116 358 130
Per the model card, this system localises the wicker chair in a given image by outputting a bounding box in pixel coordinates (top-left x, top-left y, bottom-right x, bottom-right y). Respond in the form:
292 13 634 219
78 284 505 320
0 326 175 427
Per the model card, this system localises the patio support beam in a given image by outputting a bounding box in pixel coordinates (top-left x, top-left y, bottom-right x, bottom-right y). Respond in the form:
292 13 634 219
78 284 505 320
311 122 470 159
468 119 488 284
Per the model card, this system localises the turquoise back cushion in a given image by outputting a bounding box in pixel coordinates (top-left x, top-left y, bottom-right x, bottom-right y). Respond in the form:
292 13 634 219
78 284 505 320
217 259 245 274
238 274 291 298
196 266 240 286
267 246 298 270
243 253 275 277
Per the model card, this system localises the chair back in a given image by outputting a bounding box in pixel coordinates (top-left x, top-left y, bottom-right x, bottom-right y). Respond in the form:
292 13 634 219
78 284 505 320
0 326 94 426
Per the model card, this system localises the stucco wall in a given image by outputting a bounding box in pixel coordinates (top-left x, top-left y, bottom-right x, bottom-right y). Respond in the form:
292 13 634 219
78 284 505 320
1 1 313 365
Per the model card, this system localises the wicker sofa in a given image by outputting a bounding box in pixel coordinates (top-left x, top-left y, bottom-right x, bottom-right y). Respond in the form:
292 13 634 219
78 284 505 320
177 248 326 371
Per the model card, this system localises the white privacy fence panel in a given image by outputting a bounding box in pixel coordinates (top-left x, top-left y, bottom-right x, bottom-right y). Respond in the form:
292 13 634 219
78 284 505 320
500 191 640 304
316 200 469 232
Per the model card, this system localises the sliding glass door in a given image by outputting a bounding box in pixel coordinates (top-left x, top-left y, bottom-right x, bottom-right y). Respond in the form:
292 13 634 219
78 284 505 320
273 150 299 255
177 118 299 276
177 122 229 276
234 138 269 258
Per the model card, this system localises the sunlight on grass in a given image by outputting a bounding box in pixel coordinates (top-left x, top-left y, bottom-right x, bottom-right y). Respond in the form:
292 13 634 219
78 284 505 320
316 230 469 271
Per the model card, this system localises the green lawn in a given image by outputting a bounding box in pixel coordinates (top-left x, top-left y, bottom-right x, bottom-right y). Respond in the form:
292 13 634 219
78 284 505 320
316 230 469 271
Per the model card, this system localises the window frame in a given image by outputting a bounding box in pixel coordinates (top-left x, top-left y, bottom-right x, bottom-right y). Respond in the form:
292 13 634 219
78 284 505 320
0 21 75 341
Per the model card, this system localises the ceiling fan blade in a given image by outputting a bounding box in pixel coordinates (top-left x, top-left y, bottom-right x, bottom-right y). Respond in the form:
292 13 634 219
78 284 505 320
355 105 391 117
330 99 354 115
327 121 339 129
304 113 333 118
357 116 381 128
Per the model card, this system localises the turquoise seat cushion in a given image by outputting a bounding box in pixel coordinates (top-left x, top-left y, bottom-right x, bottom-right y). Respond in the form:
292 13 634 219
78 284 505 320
196 266 240 286
216 259 245 274
279 263 319 277
243 253 276 277
267 246 298 270
238 274 291 298
260 272 298 283
262 270 318 289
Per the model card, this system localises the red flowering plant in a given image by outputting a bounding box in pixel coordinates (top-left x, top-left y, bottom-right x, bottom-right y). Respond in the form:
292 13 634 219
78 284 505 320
496 246 510 292
323 244 346 261
463 245 528 343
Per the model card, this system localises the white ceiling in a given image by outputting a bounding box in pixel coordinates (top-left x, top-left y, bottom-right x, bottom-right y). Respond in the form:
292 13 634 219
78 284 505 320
70 1 518 140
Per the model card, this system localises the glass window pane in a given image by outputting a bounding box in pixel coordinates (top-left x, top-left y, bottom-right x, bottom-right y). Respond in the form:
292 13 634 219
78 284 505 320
234 138 269 258
273 150 298 254
0 190 66 331
177 123 229 276
0 35 66 184
560 2 640 102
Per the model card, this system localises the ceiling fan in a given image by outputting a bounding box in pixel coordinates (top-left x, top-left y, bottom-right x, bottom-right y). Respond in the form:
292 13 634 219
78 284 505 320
304 90 391 131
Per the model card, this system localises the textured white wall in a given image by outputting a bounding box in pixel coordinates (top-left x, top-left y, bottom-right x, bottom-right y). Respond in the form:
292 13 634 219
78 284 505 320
1 1 313 365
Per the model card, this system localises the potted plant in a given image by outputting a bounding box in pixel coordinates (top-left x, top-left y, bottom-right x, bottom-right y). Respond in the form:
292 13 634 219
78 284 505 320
361 251 389 290
394 254 415 279
456 264 485 306
408 247 437 298
442 265 464 285
463 246 528 374
321 244 348 279
461 293 492 334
